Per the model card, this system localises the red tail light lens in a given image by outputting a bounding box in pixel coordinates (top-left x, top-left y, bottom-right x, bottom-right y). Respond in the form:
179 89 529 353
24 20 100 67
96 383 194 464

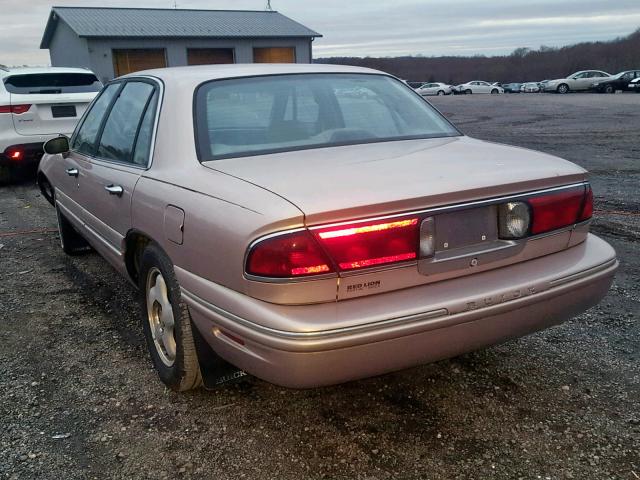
6 148 23 160
11 104 32 115
314 217 419 271
528 186 588 235
579 185 593 221
246 230 333 278
0 104 32 115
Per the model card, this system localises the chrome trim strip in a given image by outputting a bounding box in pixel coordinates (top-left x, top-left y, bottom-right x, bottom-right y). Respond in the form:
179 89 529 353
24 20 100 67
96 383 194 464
181 287 448 340
549 258 617 287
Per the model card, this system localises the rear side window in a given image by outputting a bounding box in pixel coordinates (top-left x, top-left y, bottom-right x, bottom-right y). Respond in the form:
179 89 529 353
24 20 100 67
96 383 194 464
71 83 119 155
3 73 102 94
132 91 159 166
96 82 155 163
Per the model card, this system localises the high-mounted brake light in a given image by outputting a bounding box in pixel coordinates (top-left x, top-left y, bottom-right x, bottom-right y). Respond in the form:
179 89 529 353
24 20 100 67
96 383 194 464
528 186 589 235
0 104 32 115
246 230 333 278
314 217 419 271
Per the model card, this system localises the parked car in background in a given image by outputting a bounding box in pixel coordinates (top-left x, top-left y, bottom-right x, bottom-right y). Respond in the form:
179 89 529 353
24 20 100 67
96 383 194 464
502 83 522 93
544 70 611 93
522 82 541 93
0 66 101 183
630 77 640 92
538 80 551 91
38 64 616 391
590 70 640 93
454 81 504 94
416 82 452 96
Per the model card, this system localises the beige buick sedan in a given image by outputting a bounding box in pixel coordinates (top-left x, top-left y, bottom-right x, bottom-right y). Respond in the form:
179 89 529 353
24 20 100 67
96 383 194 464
38 64 617 391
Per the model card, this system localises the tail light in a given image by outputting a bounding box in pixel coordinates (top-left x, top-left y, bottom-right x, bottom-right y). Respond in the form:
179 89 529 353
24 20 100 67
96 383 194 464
4 147 23 161
314 217 419 270
0 104 32 115
529 185 592 235
246 217 420 278
246 184 593 279
579 185 593 221
246 230 333 278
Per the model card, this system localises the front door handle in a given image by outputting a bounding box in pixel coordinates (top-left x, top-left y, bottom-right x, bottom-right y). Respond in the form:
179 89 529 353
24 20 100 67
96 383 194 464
66 168 78 177
104 184 123 196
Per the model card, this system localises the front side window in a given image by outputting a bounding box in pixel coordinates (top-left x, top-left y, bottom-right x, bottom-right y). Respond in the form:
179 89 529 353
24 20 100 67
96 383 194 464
96 82 155 163
71 83 120 155
195 74 459 160
3 73 102 94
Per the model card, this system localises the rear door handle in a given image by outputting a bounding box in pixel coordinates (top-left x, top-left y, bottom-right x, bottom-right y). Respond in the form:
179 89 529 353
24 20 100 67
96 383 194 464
65 168 78 177
104 184 123 196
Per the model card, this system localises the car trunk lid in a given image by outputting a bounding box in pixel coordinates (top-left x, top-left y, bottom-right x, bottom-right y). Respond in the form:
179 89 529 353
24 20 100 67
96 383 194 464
9 91 95 135
205 136 588 225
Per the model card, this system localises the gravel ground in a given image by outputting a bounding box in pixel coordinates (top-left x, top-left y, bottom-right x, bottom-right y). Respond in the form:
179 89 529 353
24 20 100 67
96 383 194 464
1 93 638 480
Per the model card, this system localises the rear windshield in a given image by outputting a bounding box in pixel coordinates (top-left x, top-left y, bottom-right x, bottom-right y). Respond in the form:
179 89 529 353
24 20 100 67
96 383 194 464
3 73 102 94
195 73 460 160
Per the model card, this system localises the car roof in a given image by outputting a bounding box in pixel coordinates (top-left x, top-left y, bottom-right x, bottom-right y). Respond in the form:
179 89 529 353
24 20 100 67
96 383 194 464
126 63 388 87
0 66 96 78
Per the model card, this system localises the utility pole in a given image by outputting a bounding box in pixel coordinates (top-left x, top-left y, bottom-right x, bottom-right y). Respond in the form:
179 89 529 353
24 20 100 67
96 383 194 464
266 1 273 11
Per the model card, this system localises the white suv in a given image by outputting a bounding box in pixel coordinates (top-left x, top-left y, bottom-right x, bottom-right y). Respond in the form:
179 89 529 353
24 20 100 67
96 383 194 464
0 66 101 182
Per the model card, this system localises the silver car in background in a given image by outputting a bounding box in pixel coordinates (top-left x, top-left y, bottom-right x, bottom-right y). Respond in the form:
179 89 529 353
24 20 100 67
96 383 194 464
38 64 616 391
544 70 611 93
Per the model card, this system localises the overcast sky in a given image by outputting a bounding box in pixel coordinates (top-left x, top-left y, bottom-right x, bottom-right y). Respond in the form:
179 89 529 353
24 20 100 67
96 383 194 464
1 0 639 66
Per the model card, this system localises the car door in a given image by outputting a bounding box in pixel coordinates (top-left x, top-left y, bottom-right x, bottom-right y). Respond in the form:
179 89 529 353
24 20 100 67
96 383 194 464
54 83 120 227
74 79 159 267
477 81 490 94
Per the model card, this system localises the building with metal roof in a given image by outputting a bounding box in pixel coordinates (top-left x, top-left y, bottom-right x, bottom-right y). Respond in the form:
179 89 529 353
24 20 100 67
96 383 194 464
40 7 322 82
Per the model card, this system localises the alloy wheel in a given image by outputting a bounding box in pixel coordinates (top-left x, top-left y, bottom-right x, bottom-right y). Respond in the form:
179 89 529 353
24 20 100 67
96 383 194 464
146 267 177 367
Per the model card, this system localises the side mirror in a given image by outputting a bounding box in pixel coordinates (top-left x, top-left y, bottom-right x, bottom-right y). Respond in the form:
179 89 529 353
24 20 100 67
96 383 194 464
43 136 70 155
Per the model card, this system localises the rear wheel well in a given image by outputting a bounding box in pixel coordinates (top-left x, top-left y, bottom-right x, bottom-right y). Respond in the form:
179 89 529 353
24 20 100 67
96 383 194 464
124 231 152 285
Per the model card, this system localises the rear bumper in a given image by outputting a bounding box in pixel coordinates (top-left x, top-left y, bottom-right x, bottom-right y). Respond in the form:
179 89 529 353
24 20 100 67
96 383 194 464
0 142 45 167
180 234 617 388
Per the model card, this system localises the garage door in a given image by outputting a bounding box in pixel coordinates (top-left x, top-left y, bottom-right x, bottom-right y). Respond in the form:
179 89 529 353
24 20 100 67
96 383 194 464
187 48 234 65
253 47 296 63
112 49 167 77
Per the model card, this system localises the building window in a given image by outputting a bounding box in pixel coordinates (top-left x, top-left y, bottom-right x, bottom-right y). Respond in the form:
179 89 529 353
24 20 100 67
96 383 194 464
187 48 235 65
253 47 296 63
112 49 167 77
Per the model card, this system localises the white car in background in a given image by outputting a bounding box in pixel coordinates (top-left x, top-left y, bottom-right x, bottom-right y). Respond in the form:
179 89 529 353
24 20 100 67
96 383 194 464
416 82 452 96
454 81 503 94
629 77 640 92
0 66 101 182
544 70 611 94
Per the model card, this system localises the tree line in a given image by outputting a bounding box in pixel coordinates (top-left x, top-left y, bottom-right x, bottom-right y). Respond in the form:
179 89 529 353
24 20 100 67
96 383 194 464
315 29 640 84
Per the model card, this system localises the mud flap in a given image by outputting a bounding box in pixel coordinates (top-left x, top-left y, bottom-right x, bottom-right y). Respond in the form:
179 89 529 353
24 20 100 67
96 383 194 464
191 323 248 390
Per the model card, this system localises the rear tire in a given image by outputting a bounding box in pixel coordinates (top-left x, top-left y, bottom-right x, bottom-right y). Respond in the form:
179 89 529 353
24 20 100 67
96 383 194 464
465 89 472 95
557 84 569 94
56 204 91 255
139 243 203 391
604 85 614 94
437 90 445 96
491 89 499 94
